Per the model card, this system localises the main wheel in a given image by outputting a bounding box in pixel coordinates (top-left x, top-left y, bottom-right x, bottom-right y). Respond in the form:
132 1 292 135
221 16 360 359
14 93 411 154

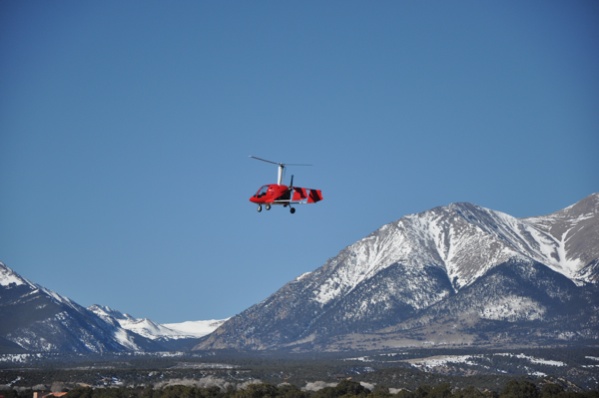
265 204 271 211
290 207 296 214
257 205 262 212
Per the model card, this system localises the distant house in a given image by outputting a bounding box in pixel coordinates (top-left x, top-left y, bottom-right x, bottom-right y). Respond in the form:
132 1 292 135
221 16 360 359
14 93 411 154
33 393 68 398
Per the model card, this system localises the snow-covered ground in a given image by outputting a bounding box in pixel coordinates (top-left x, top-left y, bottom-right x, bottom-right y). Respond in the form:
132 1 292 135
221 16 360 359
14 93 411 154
406 352 567 376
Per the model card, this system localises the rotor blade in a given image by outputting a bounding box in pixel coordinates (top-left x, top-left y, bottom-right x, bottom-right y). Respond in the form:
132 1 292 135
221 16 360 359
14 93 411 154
249 156 312 167
249 156 282 166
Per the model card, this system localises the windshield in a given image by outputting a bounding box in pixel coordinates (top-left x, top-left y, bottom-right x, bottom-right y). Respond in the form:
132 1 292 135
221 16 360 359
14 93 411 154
255 185 269 197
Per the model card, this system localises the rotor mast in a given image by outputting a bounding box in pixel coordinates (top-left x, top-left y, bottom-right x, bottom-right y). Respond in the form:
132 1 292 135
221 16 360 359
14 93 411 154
277 164 284 185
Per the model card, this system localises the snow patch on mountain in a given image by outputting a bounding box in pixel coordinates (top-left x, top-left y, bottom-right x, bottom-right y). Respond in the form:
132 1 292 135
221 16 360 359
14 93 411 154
295 272 312 282
89 305 226 340
0 262 25 287
113 328 140 350
163 320 228 338
480 295 546 321
495 353 566 367
313 223 419 305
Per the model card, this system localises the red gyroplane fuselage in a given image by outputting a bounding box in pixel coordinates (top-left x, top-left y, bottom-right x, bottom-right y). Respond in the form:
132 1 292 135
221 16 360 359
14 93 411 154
249 183 323 214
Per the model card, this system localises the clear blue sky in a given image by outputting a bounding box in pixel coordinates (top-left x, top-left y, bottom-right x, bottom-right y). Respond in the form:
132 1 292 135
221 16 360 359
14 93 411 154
1 1 597 323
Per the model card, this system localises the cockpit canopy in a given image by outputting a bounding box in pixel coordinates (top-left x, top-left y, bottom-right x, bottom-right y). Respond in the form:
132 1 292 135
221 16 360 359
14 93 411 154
255 185 270 197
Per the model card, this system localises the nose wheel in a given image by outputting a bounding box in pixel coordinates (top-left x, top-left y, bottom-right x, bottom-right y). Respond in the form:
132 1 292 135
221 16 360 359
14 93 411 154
290 207 296 214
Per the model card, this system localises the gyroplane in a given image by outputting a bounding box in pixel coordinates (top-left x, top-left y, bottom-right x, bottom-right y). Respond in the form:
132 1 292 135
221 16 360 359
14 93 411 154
249 156 323 214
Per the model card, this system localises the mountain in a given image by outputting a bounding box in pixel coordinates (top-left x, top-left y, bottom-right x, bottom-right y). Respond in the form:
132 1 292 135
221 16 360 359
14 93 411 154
0 263 224 354
0 262 163 353
196 193 599 352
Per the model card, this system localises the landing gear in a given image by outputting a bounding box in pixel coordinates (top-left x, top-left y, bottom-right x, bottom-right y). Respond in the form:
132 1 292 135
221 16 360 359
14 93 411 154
257 204 295 214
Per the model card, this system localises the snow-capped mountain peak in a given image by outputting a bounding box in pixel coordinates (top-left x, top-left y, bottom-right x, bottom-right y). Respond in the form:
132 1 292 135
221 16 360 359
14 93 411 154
0 261 37 289
315 196 597 305
310 202 529 307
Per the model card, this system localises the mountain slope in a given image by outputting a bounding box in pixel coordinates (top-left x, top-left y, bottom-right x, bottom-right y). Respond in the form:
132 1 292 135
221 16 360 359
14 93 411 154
196 193 599 351
331 260 599 351
524 193 599 282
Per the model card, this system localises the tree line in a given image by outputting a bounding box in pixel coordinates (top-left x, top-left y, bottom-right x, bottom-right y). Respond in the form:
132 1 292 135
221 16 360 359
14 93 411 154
1 379 598 398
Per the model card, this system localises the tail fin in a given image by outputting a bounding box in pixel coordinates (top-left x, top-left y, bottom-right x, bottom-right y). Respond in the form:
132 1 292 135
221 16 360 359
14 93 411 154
307 189 323 203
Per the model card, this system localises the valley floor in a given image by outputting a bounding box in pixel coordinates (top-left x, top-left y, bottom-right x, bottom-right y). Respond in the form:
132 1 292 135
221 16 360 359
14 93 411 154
1 347 598 394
